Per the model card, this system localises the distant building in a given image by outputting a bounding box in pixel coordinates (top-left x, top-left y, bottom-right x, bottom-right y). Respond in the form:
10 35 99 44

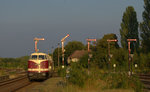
67 50 87 63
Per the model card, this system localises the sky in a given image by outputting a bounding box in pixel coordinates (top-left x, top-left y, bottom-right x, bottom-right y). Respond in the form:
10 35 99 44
0 0 144 58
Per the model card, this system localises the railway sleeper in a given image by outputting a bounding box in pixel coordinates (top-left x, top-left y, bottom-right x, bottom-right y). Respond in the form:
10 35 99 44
0 75 9 82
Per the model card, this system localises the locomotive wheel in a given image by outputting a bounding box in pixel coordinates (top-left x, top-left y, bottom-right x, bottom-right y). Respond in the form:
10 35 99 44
28 76 33 81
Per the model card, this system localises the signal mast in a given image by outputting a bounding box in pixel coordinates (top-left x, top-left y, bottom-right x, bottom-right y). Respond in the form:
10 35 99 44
86 38 96 74
107 39 118 71
107 39 118 61
61 34 70 68
34 37 45 52
86 39 97 52
127 39 137 76
127 39 137 56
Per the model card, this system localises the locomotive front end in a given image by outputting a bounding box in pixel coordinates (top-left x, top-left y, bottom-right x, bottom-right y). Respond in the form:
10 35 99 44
27 53 51 80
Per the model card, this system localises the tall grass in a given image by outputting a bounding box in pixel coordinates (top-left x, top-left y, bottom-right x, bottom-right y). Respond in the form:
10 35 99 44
100 73 143 92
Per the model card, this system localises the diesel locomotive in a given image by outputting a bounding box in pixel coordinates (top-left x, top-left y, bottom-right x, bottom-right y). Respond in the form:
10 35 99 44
27 52 54 80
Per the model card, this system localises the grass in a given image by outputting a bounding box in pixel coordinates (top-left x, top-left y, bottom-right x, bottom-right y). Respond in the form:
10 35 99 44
25 72 139 92
60 79 134 92
57 62 143 92
25 63 143 92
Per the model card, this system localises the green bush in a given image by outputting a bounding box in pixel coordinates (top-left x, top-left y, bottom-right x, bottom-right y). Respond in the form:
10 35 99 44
100 73 143 92
0 56 29 70
79 53 88 68
57 67 67 77
131 75 143 92
68 62 88 87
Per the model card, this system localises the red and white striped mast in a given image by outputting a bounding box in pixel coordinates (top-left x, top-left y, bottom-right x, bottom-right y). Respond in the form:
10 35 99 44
127 39 137 76
106 39 118 71
127 39 137 56
61 34 70 68
107 39 118 61
86 38 96 74
86 39 97 52
34 37 45 52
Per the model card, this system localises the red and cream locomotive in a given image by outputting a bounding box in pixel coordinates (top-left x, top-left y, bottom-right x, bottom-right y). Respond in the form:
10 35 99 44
27 37 54 80
27 52 53 80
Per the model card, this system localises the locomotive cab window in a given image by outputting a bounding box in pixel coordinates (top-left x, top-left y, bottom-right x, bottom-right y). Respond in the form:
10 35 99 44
39 55 46 60
31 55 37 60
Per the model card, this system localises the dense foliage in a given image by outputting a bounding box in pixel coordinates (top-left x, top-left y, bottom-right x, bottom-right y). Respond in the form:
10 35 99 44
0 56 29 70
93 34 119 69
68 62 88 87
120 6 139 53
100 73 143 92
53 47 62 66
140 0 150 53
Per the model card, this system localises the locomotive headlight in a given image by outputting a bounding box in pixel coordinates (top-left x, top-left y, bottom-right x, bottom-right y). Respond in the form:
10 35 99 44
49 66 51 70
42 73 46 76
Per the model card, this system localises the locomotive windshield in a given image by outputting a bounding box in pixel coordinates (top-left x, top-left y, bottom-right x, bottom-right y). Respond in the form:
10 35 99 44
30 54 47 60
31 55 37 59
39 55 46 60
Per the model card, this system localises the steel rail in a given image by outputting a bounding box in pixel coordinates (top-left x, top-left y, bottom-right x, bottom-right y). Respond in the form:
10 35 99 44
138 73 150 91
0 75 27 86
0 75 31 92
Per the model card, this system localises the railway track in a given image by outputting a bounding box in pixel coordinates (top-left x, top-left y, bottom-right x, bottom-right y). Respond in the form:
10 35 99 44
0 75 31 92
139 73 150 91
0 71 58 92
0 71 27 82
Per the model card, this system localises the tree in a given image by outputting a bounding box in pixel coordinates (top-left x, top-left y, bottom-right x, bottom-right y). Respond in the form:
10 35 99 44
93 34 119 68
120 6 139 53
111 48 128 71
140 0 150 53
18 56 29 70
53 47 62 66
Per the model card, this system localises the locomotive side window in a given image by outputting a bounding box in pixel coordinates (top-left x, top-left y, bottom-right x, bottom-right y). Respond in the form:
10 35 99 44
39 55 45 60
31 55 37 60
44 55 47 59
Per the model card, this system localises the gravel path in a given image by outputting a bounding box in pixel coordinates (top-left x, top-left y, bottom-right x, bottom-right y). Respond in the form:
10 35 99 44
17 77 64 92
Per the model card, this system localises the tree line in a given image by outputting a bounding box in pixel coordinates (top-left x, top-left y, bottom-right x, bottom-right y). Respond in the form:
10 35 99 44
0 56 29 70
53 0 150 71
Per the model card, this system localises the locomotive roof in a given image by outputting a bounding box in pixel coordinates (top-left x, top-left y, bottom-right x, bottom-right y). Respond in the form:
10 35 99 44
31 52 48 56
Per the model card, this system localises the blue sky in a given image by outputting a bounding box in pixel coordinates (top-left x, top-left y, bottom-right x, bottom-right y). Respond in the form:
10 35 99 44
0 0 144 57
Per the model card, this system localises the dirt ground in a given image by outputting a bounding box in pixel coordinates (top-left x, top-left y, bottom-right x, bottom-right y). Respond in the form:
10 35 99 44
17 77 64 92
